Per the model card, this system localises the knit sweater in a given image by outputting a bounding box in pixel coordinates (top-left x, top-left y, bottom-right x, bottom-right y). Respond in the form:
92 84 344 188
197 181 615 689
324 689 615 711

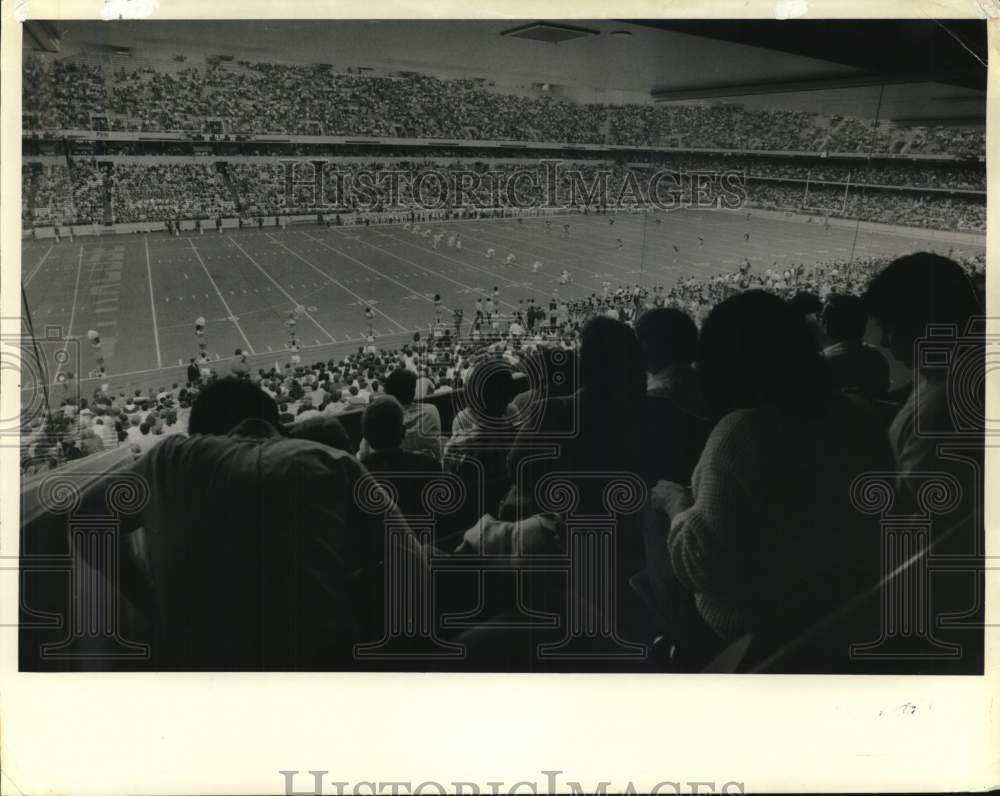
665 396 892 641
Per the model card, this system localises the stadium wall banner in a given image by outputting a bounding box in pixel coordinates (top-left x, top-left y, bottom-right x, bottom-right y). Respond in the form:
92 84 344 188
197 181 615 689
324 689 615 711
179 219 198 231
220 217 240 229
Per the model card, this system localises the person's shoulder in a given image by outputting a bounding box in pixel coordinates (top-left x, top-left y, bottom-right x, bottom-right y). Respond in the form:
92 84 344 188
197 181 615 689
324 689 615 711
270 434 363 475
859 342 890 366
418 397 442 412
702 407 766 450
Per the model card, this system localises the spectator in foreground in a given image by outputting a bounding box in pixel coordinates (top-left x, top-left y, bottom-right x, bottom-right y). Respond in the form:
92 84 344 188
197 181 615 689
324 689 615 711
444 362 518 527
502 317 648 586
862 252 983 669
288 414 355 455
504 316 646 516
820 294 890 399
862 253 982 492
359 368 441 461
447 362 518 448
647 291 892 663
633 306 712 491
789 290 825 348
634 307 703 416
360 396 441 518
509 346 577 425
69 377 427 670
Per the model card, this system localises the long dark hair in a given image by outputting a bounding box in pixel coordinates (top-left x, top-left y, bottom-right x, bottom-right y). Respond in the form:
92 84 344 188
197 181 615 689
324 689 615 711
698 290 832 419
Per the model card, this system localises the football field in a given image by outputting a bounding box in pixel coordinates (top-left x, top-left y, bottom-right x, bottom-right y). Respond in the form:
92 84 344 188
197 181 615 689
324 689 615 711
19 208 983 401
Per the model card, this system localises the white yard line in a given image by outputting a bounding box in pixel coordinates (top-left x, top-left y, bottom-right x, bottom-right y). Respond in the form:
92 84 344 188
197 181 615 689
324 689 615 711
267 233 409 332
23 244 55 287
54 246 85 380
144 236 163 369
227 236 337 343
188 238 256 354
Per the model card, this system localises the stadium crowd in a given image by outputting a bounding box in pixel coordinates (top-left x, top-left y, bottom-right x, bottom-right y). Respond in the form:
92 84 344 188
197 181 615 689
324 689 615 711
110 163 235 222
24 244 985 474
23 157 986 231
26 247 983 672
24 54 985 158
745 181 987 231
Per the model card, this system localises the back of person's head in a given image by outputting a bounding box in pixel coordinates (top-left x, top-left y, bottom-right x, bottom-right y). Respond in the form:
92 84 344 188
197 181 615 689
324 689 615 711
289 415 355 454
188 377 281 435
862 252 981 359
698 290 831 419
578 316 645 402
537 345 577 396
384 368 417 404
634 307 698 373
466 360 514 420
789 291 823 318
362 396 405 451
822 294 869 342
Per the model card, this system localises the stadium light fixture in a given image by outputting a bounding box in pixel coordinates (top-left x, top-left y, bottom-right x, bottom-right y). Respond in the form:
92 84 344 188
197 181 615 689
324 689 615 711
500 22 599 44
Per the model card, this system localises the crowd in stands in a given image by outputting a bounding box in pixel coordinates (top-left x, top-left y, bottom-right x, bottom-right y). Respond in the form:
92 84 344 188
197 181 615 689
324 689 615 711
110 163 235 222
22 56 106 129
672 156 985 191
23 162 103 227
25 248 983 673
745 181 986 231
70 160 106 224
23 54 985 158
23 156 985 231
609 103 831 151
228 162 295 215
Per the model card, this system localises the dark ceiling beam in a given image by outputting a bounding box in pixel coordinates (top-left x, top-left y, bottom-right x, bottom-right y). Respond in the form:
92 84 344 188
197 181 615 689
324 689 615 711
631 19 987 92
651 71 976 101
24 21 61 53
